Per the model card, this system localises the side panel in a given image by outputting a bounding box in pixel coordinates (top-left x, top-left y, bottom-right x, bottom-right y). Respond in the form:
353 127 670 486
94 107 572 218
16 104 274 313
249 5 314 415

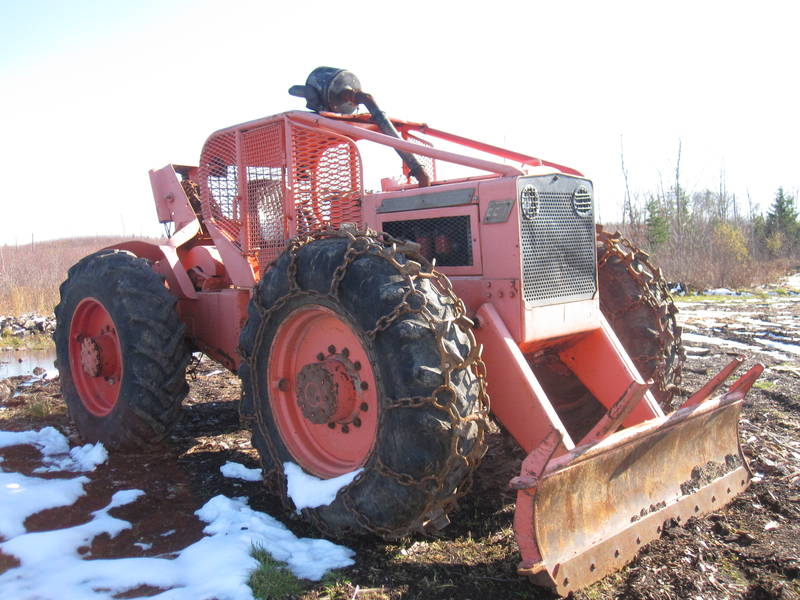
179 289 251 371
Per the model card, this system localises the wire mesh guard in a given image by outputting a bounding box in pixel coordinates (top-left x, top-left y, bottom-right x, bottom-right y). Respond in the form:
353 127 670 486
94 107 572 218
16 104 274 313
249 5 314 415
198 119 363 266
290 124 362 237
382 216 473 267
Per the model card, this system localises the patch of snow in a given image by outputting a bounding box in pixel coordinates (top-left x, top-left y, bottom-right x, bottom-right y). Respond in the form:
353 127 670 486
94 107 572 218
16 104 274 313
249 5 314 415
704 288 749 296
752 337 800 356
34 442 108 473
0 428 107 473
681 333 758 351
0 432 356 598
220 461 262 482
0 427 70 456
782 273 800 291
0 492 354 598
0 471 90 539
160 529 177 537
203 369 224 377
680 333 792 361
284 462 362 512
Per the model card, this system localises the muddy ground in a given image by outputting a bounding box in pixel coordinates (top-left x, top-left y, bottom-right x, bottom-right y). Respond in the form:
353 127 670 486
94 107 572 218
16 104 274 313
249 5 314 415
1 294 798 600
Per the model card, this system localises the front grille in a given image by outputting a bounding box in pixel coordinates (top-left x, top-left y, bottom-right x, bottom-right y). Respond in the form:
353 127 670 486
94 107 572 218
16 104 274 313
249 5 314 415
519 177 597 305
382 216 472 266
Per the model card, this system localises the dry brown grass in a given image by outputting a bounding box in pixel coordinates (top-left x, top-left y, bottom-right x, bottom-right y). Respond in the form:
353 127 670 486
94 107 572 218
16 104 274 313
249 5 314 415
605 222 798 290
0 237 161 316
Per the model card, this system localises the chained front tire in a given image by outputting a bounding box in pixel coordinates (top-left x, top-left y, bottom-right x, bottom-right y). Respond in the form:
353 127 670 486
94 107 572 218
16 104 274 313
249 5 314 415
596 226 685 410
239 233 488 538
54 250 190 450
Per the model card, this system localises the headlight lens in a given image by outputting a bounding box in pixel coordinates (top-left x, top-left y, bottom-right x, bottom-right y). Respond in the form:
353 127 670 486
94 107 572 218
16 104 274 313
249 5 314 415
520 185 539 220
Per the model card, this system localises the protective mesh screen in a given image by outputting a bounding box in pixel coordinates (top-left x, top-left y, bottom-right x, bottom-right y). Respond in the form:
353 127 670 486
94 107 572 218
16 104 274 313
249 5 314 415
402 132 436 183
199 132 240 242
520 191 596 305
382 216 472 267
290 123 363 235
242 123 286 262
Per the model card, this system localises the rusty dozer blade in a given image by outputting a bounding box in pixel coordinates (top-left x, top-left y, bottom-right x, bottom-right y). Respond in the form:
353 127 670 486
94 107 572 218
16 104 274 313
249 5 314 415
512 362 763 596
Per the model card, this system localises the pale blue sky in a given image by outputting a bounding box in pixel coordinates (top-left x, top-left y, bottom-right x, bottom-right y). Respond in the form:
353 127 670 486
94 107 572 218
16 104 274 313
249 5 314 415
1 0 797 244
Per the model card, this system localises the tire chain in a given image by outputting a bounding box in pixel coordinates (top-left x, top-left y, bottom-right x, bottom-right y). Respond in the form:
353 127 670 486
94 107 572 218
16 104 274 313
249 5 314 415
240 225 490 539
596 225 686 408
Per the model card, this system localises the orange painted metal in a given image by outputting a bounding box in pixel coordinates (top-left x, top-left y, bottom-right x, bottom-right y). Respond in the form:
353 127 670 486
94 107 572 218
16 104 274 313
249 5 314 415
178 289 250 371
69 297 123 417
475 303 574 454
558 315 662 426
681 355 744 409
514 365 763 595
267 305 379 478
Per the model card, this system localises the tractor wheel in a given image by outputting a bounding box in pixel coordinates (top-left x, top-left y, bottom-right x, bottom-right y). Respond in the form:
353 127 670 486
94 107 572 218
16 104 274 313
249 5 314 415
239 230 488 538
596 226 686 410
54 249 190 449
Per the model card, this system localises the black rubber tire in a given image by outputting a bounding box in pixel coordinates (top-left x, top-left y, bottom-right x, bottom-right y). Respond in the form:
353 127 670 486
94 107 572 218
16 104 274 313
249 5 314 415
239 237 486 538
596 229 685 410
54 249 190 450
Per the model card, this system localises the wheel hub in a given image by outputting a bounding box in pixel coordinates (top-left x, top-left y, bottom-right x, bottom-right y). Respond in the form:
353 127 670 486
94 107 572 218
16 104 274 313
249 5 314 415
268 304 379 477
79 337 102 377
78 333 118 379
296 359 357 424
68 297 123 417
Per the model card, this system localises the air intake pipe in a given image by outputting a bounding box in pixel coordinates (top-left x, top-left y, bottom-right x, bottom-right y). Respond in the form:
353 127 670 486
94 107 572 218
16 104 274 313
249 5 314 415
289 67 430 187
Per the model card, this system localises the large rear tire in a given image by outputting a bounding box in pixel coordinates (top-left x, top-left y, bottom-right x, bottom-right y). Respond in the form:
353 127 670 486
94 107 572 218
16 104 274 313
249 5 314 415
596 226 685 410
54 249 190 449
239 230 488 538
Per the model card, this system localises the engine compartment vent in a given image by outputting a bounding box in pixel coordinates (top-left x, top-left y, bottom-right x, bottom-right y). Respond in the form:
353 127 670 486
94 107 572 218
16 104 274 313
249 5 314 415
382 216 473 267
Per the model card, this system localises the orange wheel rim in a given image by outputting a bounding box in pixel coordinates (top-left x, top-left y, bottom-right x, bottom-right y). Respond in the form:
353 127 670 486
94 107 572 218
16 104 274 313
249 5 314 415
268 306 379 478
68 297 123 417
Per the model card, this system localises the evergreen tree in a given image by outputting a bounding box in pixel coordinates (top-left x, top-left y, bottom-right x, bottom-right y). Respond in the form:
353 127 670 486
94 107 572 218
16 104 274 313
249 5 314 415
646 197 669 249
765 188 798 257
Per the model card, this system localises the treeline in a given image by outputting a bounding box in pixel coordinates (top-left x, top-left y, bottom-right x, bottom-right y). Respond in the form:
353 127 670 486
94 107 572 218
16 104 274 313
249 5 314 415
609 150 798 289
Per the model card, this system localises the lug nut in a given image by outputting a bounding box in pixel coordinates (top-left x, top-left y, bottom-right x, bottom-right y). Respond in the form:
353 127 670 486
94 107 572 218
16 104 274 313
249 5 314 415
353 361 361 371
328 345 336 354
278 378 289 391
341 348 349 357
360 402 369 412
360 381 369 391
353 417 361 428
327 422 336 429
317 353 325 361
341 424 349 433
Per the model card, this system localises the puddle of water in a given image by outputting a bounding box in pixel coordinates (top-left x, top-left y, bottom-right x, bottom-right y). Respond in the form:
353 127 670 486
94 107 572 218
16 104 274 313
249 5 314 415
0 348 57 380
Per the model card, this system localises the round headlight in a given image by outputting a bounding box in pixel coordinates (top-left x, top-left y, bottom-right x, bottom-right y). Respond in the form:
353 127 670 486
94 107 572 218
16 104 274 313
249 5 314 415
521 185 539 220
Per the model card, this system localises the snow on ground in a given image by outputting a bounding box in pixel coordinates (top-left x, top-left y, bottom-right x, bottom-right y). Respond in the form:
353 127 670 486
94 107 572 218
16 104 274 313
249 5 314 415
0 470 89 539
0 431 355 599
284 462 362 512
0 427 108 473
220 461 262 482
681 332 793 362
704 288 751 296
783 272 800 291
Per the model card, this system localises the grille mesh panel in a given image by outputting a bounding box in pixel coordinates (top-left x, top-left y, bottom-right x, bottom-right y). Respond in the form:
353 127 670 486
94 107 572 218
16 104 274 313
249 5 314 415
200 132 240 242
242 123 286 263
383 216 472 266
521 189 596 305
290 123 363 236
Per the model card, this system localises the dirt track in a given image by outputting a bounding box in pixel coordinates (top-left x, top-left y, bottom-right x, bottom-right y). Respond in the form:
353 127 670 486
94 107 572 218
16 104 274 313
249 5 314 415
1 293 798 599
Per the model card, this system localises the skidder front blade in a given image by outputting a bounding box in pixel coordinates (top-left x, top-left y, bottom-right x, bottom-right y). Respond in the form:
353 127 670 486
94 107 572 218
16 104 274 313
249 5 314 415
513 364 763 595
